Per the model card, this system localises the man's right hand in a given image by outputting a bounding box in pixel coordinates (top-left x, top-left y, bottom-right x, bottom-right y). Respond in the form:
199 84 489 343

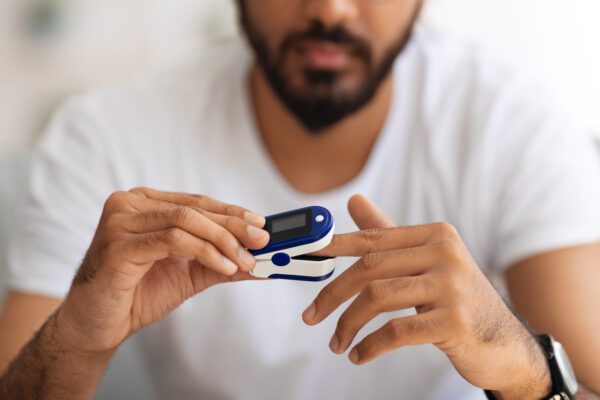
56 187 270 356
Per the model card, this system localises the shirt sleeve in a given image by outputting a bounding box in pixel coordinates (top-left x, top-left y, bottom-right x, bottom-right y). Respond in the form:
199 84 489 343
6 96 116 298
491 104 600 271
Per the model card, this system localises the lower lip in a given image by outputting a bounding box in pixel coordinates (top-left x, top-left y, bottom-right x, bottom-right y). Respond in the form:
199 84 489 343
298 43 351 69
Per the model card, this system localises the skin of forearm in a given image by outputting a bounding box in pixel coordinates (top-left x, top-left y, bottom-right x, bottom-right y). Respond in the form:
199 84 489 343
0 307 113 400
500 297 600 399
578 385 600 400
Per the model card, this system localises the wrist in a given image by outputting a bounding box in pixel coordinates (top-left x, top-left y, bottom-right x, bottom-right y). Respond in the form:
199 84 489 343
492 332 552 399
53 306 117 362
0 307 114 400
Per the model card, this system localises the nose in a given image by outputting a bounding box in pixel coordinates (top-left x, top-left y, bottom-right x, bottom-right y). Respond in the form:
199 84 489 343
304 0 360 28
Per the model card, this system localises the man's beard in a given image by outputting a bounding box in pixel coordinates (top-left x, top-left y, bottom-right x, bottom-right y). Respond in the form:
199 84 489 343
239 9 417 133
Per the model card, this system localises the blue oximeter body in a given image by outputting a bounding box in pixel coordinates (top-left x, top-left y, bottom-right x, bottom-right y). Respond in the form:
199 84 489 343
250 206 336 281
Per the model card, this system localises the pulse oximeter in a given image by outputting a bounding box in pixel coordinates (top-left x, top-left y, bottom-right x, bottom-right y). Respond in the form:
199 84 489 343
250 206 336 281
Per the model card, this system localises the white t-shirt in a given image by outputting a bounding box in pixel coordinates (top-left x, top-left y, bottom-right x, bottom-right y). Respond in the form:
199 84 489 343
7 28 600 400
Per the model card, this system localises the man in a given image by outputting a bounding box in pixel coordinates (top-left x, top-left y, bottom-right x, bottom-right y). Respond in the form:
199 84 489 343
0 0 599 398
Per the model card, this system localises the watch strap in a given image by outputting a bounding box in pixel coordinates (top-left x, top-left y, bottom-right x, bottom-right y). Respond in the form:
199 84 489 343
537 335 565 395
483 390 570 399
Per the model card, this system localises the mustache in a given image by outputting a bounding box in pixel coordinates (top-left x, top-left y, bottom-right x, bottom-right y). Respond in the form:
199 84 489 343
279 21 372 65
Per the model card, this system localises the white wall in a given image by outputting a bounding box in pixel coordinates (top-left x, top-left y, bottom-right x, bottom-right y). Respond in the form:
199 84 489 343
423 0 600 133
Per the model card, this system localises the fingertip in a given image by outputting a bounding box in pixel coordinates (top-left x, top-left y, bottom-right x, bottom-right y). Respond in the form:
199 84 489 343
247 225 270 244
238 248 256 271
257 232 270 249
348 193 369 209
348 193 395 230
222 256 239 276
349 347 360 364
329 333 340 353
244 212 266 227
348 193 372 215
302 302 317 325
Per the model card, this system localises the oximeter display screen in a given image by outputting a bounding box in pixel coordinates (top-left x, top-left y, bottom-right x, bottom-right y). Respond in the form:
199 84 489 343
271 214 306 233
266 208 313 243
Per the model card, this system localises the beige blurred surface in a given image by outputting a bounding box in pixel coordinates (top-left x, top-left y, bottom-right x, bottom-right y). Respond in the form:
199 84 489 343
0 0 238 156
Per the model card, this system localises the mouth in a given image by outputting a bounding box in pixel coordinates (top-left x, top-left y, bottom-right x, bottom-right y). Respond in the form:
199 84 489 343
295 39 353 70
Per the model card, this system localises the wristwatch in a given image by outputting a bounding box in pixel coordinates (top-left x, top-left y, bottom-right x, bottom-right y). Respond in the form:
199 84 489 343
484 334 578 400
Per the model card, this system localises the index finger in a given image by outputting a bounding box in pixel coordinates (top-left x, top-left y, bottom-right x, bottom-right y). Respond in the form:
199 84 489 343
313 224 439 258
129 187 266 227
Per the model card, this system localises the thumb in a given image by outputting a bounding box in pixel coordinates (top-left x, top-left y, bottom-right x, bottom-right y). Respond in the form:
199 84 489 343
347 194 396 230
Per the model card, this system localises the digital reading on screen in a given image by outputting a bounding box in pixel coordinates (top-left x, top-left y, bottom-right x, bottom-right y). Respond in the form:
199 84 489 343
271 213 306 233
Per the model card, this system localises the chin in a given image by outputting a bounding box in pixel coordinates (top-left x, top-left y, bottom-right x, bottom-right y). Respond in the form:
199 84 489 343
294 71 365 97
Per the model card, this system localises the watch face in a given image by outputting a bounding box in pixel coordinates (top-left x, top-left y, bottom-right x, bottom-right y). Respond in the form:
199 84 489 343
553 341 579 395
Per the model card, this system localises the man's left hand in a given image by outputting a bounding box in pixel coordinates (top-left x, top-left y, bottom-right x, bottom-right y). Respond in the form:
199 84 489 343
303 195 551 398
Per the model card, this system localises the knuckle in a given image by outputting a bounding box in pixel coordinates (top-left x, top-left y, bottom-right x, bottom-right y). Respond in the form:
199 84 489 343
144 209 163 224
191 194 209 207
105 191 130 209
364 280 387 305
195 239 209 254
128 187 149 195
163 227 185 246
224 204 243 218
189 206 208 219
198 238 215 255
103 213 124 231
171 207 194 226
434 241 461 263
431 222 459 241
136 233 154 250
359 229 385 251
386 319 405 342
191 193 208 201
359 252 382 272
419 274 440 299
391 277 413 292
389 318 422 343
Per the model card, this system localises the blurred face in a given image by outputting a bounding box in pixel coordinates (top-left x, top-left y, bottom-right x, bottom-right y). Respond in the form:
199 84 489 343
238 0 423 132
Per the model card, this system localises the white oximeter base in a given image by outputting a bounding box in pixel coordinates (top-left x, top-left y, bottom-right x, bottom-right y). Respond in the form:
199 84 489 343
249 206 336 281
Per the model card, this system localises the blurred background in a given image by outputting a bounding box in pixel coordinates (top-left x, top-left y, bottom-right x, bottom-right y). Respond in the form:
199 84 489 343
1 0 599 398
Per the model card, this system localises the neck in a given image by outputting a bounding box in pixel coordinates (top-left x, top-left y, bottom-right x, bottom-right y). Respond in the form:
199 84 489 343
250 65 393 194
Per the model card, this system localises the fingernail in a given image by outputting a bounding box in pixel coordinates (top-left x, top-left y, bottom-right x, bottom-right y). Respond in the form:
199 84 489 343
245 212 266 227
239 248 255 268
303 302 316 322
247 224 269 241
349 348 359 364
329 334 339 353
222 256 238 274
